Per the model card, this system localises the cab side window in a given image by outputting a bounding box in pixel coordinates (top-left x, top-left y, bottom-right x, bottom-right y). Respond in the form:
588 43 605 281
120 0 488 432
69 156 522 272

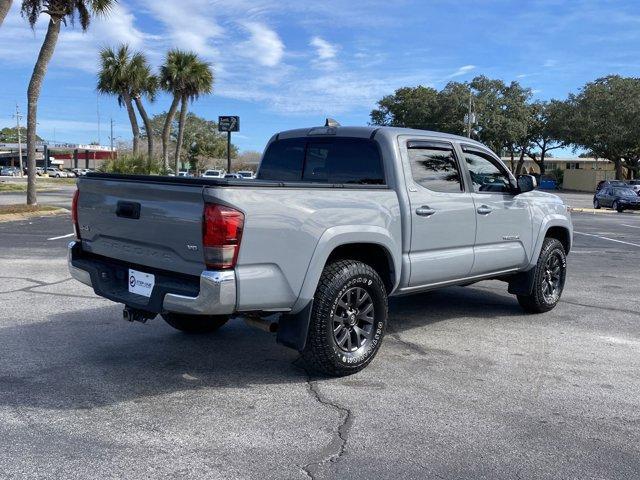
463 149 513 193
407 142 463 193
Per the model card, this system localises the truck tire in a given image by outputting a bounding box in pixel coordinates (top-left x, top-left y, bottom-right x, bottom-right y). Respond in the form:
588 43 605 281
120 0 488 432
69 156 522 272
302 260 388 376
517 238 566 313
161 313 229 334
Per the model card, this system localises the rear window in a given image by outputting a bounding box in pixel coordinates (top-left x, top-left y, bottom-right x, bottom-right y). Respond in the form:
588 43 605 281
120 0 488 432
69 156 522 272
258 137 385 185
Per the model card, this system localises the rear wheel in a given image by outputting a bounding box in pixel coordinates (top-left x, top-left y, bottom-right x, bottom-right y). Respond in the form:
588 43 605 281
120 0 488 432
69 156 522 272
517 238 566 313
162 313 229 334
593 198 601 209
302 260 388 376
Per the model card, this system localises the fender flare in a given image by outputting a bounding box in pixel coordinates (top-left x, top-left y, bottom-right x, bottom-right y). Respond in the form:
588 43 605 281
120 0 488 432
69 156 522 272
277 226 400 352
527 214 573 270
291 225 401 313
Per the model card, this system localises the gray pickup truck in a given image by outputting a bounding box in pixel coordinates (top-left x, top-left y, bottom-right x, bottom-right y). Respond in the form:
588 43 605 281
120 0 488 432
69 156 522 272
68 125 572 375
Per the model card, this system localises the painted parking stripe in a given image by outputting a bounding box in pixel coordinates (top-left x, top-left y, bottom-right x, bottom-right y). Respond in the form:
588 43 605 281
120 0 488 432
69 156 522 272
574 231 640 248
47 233 74 241
622 224 640 229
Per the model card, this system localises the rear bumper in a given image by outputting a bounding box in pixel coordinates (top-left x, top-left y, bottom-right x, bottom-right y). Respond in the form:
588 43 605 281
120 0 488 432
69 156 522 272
68 241 236 315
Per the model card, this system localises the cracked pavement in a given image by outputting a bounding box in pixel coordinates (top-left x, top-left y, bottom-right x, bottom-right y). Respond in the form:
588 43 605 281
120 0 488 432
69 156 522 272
1 213 639 479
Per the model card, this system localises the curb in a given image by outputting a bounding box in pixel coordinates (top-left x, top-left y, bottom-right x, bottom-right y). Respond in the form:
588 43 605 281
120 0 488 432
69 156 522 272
568 207 640 215
0 208 69 223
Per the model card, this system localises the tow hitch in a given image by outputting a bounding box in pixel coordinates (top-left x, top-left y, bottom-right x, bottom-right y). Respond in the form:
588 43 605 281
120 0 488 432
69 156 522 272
123 306 157 324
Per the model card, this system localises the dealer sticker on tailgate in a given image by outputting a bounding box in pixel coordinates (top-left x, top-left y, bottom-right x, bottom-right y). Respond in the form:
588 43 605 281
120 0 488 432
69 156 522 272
128 269 155 297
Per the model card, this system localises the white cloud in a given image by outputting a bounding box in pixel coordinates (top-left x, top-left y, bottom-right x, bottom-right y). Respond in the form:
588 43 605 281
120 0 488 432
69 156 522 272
238 21 284 67
0 1 148 72
309 36 339 70
140 0 222 58
450 64 476 78
310 36 337 60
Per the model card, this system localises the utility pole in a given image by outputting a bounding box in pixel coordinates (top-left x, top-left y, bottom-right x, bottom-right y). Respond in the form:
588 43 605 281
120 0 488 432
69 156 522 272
13 104 24 177
109 118 114 159
466 89 473 138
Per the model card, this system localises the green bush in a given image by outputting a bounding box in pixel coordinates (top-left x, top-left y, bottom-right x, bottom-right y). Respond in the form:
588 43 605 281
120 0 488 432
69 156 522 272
549 167 564 186
98 155 167 175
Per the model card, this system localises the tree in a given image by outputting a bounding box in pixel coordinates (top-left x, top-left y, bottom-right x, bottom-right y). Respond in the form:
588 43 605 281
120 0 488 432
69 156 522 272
0 0 12 27
21 0 114 205
525 101 568 175
128 51 157 161
141 112 235 172
159 50 213 172
0 126 42 142
558 76 640 179
97 44 142 156
370 86 441 130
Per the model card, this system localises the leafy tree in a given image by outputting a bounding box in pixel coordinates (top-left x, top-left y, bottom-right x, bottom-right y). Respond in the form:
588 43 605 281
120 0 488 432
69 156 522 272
525 101 569 175
370 76 534 165
0 126 42 142
0 0 12 27
370 86 441 130
141 112 235 172
558 75 640 179
97 45 142 155
21 0 114 205
159 50 214 171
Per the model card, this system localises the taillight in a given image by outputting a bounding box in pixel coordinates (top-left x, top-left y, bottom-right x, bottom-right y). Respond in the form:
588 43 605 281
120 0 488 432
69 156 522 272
71 189 80 239
203 203 244 269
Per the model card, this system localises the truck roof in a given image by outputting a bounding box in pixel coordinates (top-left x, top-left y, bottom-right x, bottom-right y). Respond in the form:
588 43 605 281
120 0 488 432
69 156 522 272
275 125 488 149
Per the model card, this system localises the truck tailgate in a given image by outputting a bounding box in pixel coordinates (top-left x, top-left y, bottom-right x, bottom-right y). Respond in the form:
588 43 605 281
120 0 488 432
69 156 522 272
77 178 206 276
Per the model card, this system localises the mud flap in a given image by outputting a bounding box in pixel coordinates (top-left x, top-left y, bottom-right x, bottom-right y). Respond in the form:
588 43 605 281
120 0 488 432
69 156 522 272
276 301 313 352
507 268 536 296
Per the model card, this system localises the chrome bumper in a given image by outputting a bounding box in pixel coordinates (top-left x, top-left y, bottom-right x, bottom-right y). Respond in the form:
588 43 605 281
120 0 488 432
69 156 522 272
67 241 236 315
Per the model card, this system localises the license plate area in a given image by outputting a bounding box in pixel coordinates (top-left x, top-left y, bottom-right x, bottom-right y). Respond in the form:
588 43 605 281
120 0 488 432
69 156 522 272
128 269 155 297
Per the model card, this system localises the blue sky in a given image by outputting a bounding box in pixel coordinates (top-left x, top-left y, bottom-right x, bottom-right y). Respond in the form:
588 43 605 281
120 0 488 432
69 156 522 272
1 0 639 153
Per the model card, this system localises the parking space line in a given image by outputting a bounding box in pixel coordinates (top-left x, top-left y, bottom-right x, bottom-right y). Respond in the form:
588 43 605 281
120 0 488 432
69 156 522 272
622 224 640 229
574 231 640 248
47 233 74 241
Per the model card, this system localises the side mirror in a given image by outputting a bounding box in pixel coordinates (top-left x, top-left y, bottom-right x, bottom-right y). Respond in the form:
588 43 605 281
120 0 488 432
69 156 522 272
517 174 537 194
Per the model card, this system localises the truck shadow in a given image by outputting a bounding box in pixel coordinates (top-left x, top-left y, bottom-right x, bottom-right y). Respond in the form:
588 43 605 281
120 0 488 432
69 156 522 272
0 284 521 410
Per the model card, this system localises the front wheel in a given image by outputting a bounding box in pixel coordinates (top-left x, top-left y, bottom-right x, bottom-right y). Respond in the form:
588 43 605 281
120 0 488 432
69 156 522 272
613 201 624 213
593 198 601 209
162 313 229 334
517 238 567 313
302 260 388 376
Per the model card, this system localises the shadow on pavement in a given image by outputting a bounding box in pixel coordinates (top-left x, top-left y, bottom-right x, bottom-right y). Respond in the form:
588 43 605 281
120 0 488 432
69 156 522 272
0 285 520 410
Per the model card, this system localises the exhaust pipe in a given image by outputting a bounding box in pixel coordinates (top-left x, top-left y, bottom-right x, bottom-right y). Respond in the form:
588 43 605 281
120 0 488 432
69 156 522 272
123 306 156 324
243 315 279 333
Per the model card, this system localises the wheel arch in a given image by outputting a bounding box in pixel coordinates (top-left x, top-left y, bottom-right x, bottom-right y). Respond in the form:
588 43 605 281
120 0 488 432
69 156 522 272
291 226 401 314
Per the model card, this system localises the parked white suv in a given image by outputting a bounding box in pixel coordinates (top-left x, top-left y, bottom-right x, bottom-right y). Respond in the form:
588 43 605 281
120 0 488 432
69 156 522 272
202 169 225 178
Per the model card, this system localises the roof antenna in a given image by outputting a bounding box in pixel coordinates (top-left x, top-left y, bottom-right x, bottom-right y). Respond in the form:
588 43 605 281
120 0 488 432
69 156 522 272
325 118 341 127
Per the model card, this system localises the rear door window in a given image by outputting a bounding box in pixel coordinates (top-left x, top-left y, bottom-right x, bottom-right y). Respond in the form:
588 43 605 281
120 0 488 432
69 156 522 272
257 138 305 181
407 141 463 193
258 137 385 185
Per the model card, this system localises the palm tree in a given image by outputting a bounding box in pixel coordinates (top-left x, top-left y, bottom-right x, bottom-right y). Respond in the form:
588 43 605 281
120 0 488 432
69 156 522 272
129 52 158 161
21 0 114 205
0 0 13 27
97 45 141 156
160 50 213 172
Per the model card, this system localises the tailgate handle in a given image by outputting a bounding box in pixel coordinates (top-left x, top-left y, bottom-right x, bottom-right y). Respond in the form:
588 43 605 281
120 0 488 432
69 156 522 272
116 201 141 219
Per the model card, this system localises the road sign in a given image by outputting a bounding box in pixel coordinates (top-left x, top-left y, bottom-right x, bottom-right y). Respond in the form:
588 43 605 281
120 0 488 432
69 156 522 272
218 116 240 132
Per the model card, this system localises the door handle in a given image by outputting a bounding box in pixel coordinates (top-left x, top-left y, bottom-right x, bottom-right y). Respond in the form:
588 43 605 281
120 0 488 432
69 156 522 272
416 206 436 217
476 205 493 215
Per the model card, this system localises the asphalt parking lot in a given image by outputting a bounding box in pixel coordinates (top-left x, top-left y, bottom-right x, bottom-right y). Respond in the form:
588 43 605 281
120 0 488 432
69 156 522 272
1 211 639 480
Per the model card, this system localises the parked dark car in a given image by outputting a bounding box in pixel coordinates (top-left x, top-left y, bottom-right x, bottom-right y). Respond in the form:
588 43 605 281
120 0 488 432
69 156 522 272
594 186 640 212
